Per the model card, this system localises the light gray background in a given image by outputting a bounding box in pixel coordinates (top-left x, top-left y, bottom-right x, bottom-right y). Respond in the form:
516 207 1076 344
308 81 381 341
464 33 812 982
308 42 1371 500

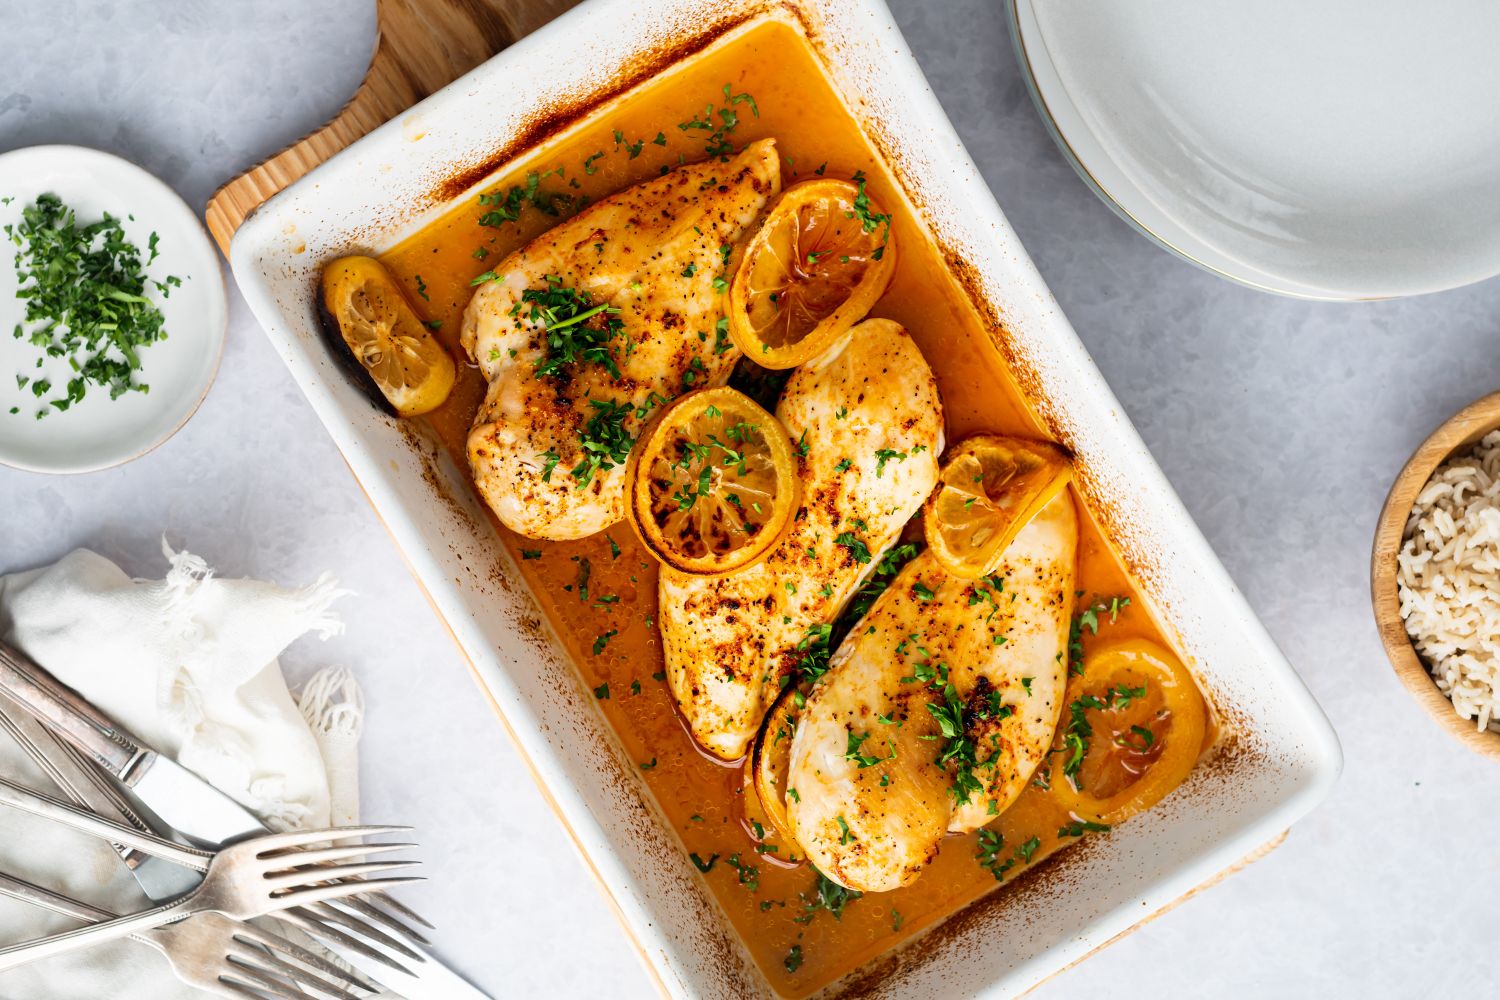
2 1 1497 996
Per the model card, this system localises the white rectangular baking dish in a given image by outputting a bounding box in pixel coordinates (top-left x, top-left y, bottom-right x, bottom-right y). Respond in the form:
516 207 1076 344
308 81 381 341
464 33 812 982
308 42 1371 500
229 0 1342 995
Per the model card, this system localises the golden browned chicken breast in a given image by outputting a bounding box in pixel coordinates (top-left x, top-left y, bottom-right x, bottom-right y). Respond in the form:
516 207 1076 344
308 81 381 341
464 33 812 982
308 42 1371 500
786 491 1076 892
658 318 944 760
461 139 780 539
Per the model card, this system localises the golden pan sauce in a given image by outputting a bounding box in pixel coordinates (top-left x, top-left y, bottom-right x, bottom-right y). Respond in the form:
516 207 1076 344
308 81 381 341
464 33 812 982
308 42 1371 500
378 17 1211 996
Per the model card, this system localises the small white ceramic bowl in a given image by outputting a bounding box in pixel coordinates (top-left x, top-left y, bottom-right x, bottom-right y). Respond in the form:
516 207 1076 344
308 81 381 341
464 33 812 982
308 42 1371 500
0 145 226 473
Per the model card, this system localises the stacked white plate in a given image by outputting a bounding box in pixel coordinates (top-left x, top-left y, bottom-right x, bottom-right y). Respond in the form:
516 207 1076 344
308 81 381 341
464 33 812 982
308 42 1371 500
1008 0 1500 299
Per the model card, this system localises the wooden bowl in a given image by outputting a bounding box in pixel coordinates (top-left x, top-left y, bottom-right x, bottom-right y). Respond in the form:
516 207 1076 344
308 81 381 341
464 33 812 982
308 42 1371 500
1372 389 1500 761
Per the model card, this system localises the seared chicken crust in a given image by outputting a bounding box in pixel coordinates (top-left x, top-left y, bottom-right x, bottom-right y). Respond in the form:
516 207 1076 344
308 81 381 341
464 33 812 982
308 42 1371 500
659 318 944 760
787 491 1077 891
461 139 780 539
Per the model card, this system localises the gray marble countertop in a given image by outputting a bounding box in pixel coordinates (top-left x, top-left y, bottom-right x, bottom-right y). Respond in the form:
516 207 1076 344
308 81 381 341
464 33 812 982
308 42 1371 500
3 1 1498 997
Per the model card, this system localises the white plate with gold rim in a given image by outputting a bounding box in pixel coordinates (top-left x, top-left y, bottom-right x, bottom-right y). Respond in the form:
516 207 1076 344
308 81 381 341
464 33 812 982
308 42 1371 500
1009 0 1500 300
0 145 226 474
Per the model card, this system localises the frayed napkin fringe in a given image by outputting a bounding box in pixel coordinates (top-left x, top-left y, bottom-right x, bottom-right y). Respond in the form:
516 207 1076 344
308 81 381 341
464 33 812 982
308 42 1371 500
298 666 365 739
157 535 350 642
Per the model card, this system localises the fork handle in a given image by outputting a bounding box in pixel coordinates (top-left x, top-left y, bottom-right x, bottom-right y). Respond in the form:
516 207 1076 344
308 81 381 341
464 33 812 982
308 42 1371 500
0 872 114 923
0 693 153 866
0 897 193 972
0 641 145 775
0 777 211 870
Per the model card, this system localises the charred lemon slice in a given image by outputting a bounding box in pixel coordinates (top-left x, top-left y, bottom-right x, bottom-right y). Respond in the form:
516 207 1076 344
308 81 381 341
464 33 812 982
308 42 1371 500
626 386 798 575
1050 639 1207 825
320 255 455 417
750 684 803 852
727 177 895 369
924 435 1072 579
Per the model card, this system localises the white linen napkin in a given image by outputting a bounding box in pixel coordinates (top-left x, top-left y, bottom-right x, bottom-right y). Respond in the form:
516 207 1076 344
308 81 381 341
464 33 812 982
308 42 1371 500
0 541 363 999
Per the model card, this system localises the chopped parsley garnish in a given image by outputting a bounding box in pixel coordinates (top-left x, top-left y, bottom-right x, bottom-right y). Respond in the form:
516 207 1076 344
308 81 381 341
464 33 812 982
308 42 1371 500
834 531 872 564
592 682 610 699
639 757 657 770
976 829 1010 880
679 84 760 159
1068 596 1132 676
835 815 853 845
923 677 983 805
571 398 635 487
1058 819 1111 838
841 729 895 769
5 193 181 417
977 830 1043 882
515 277 623 379
874 448 906 477
1060 678 1147 785
612 130 645 158
725 853 760 891
847 170 893 260
572 556 591 602
477 168 584 227
592 630 618 655
521 549 542 560
538 448 562 482
792 624 834 686
690 852 718 873
712 317 733 355
798 871 860 922
783 945 803 973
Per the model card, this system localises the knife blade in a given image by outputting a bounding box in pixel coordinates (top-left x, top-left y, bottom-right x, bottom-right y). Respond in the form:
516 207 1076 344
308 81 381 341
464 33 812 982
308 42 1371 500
0 639 491 1000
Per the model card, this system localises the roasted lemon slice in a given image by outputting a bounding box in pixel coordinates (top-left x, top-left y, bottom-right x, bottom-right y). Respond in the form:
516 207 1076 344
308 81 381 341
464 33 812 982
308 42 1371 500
923 435 1072 579
750 684 802 850
320 255 455 417
626 386 798 575
727 177 895 369
1050 639 1207 825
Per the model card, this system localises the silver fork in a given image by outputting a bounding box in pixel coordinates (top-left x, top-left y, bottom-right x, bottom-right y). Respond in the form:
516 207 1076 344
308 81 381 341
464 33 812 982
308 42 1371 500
0 704 428 980
0 776 429 979
0 871 372 1000
0 824 421 972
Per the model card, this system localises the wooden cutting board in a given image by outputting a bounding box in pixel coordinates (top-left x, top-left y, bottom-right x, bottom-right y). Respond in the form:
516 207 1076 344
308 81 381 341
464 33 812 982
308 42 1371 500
204 0 579 255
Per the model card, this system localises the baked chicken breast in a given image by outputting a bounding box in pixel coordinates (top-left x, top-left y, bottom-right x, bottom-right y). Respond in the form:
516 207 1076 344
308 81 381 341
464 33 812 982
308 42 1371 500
461 139 780 539
658 318 944 760
786 490 1077 892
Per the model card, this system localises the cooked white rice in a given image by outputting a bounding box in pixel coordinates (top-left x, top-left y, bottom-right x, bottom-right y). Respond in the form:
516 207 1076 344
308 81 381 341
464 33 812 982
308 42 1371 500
1397 429 1500 732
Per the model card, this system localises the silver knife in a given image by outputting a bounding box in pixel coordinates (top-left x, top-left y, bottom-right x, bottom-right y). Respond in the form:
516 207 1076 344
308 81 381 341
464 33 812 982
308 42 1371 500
0 640 490 1000
0 693 200 900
